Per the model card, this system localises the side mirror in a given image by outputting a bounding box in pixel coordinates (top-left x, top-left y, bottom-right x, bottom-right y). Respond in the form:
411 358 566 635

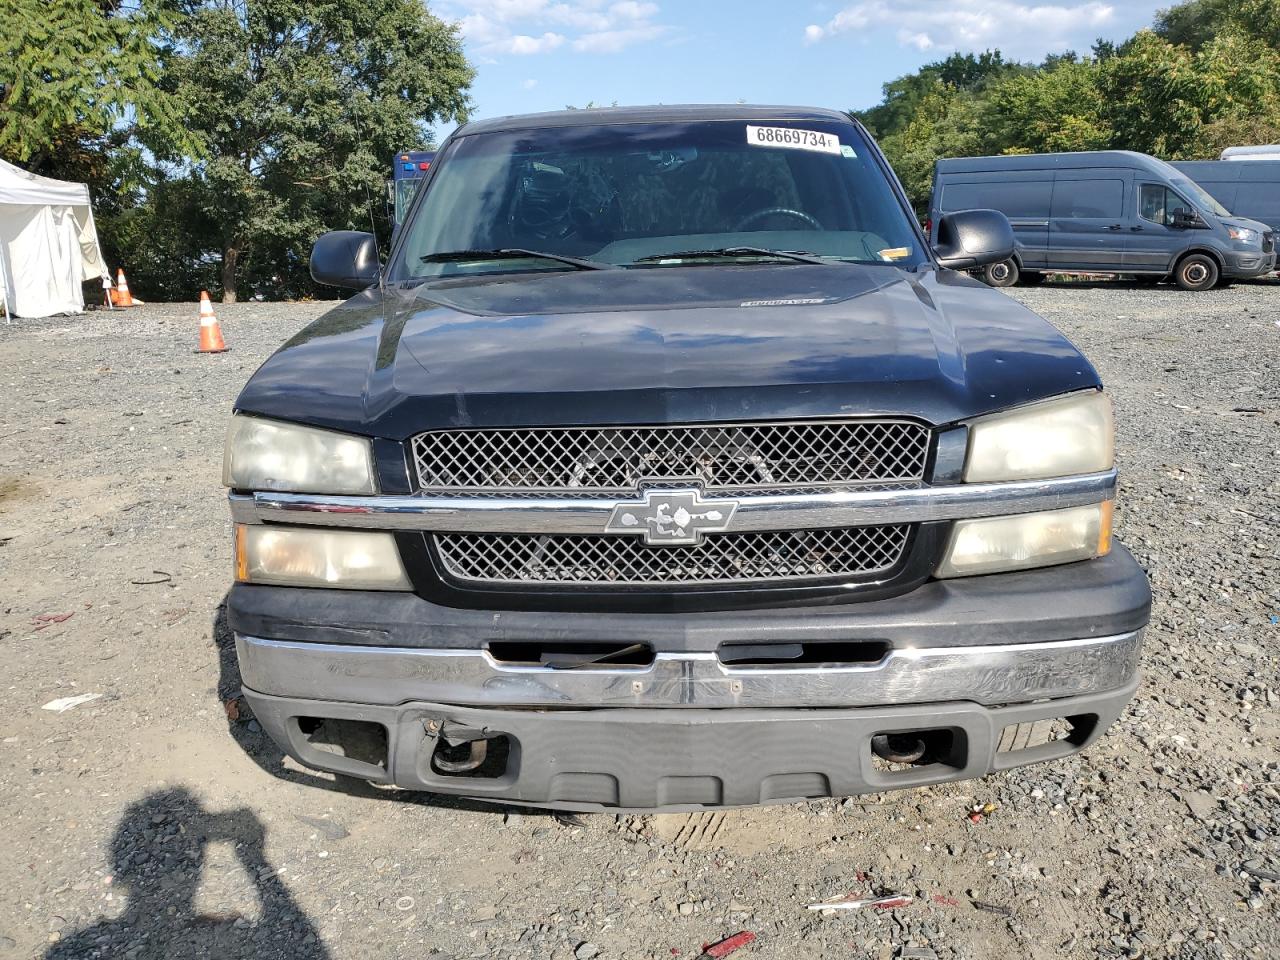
310 231 380 289
932 209 1016 271
1171 210 1205 230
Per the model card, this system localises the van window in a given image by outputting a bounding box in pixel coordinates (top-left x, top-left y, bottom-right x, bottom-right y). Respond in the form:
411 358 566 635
1139 184 1195 227
1051 179 1123 219
941 180 1050 218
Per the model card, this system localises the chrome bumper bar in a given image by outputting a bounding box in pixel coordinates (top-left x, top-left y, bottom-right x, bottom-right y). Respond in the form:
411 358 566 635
228 470 1116 534
236 628 1143 709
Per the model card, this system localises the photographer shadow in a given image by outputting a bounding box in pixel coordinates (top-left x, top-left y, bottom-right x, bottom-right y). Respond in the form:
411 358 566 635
47 787 329 960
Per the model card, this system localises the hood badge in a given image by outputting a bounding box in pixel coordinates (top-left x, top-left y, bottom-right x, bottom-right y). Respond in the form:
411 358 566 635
605 488 738 546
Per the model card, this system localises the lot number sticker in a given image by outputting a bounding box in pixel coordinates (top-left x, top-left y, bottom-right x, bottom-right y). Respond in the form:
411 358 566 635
746 125 842 155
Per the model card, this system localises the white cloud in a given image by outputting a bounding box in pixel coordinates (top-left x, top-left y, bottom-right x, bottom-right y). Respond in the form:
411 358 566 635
507 31 566 53
803 1 1118 60
897 29 935 51
572 23 668 52
523 77 539 88
445 0 670 57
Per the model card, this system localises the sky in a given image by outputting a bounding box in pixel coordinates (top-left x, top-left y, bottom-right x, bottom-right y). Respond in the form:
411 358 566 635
430 0 1171 138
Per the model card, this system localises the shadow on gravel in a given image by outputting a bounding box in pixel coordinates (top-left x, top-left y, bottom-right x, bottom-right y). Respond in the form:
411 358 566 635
46 788 329 960
213 598 552 819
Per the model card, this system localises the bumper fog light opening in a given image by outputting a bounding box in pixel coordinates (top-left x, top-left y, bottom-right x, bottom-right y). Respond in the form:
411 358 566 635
295 716 388 772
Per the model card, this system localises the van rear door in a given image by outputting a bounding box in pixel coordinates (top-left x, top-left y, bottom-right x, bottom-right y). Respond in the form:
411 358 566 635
1046 172 1128 271
936 176 1051 267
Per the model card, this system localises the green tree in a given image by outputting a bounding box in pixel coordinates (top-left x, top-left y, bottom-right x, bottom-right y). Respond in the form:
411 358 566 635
986 58 1111 154
877 82 990 210
0 0 192 178
855 51 1018 139
1100 29 1280 158
1098 31 1210 157
102 175 223 299
1156 0 1280 49
1230 0 1280 48
1154 0 1234 49
163 0 473 301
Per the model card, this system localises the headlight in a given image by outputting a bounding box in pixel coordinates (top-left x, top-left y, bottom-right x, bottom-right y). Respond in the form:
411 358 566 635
965 391 1113 482
936 503 1112 578
1227 226 1260 243
223 415 375 494
235 525 410 590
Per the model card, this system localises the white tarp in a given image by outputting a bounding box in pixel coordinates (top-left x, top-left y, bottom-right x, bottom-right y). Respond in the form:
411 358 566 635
0 158 110 319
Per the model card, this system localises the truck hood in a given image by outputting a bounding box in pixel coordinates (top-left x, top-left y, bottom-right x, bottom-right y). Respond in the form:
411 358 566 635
235 264 1100 439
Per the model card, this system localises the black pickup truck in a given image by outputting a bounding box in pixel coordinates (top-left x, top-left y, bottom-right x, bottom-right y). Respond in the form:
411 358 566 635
224 105 1151 811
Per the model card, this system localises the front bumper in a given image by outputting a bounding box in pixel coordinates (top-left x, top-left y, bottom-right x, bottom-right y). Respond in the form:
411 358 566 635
237 630 1143 710
243 680 1138 811
1224 249 1277 278
230 547 1150 810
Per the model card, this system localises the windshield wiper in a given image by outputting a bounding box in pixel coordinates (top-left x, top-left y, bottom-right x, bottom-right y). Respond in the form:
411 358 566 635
419 248 616 271
632 246 832 265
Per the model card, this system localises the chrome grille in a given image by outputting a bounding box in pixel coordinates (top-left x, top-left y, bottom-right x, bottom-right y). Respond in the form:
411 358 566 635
412 421 930 493
433 526 910 586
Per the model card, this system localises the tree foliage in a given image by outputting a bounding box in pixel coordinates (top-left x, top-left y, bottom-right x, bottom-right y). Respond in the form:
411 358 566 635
857 0 1280 210
857 51 1020 139
0 0 193 177
987 58 1111 154
160 0 473 301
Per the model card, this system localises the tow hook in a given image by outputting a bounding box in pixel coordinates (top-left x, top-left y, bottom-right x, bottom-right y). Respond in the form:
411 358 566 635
425 719 493 775
871 733 928 765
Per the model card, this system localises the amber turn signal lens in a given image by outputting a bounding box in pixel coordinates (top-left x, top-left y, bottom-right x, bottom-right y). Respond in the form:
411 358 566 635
234 524 249 582
1097 500 1114 557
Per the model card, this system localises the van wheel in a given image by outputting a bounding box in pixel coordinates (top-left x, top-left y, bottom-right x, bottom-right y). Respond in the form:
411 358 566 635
1174 254 1219 291
982 259 1019 287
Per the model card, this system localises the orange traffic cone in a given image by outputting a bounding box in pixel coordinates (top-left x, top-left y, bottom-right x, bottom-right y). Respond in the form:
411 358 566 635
112 268 134 307
196 291 228 353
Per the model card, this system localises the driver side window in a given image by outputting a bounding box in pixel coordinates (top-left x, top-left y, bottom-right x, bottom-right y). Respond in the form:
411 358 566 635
1139 184 1193 227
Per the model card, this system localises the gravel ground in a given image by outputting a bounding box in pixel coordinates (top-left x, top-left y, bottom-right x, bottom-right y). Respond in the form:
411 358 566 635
1 281 1278 960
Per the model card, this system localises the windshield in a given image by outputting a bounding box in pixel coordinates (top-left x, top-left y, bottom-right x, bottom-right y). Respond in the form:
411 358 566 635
1170 177 1231 218
394 178 422 225
390 119 924 279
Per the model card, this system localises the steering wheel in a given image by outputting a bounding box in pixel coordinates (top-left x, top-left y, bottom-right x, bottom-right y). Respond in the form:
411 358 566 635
734 206 823 231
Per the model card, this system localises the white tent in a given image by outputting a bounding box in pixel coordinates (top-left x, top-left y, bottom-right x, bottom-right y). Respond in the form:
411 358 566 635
0 158 110 320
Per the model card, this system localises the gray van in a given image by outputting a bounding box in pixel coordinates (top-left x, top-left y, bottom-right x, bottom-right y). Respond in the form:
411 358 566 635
929 150 1275 290
1171 160 1280 235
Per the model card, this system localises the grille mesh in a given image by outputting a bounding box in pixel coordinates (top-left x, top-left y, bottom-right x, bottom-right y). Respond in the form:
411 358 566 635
412 421 929 494
434 526 910 586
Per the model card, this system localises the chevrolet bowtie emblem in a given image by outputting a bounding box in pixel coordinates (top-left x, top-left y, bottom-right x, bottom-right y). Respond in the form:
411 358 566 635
605 488 738 546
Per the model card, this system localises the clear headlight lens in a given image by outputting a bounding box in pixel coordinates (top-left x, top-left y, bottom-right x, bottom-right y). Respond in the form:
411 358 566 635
223 415 375 494
236 525 410 590
1227 226 1260 243
964 391 1113 482
937 502 1112 578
